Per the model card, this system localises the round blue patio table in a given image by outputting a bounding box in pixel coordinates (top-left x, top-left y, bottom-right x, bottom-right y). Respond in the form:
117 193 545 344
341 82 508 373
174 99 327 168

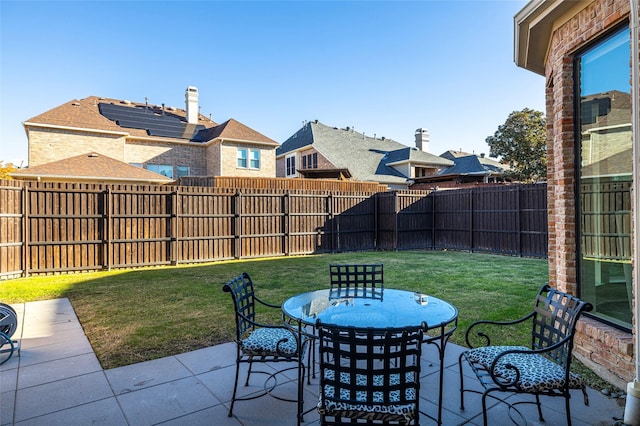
282 287 458 425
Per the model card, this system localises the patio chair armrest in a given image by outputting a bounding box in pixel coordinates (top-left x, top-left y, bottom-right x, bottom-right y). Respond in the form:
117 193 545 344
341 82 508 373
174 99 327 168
234 310 288 331
253 294 282 310
465 311 535 348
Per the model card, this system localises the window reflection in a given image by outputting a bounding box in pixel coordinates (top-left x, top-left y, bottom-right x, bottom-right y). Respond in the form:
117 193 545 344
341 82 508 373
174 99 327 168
578 26 632 329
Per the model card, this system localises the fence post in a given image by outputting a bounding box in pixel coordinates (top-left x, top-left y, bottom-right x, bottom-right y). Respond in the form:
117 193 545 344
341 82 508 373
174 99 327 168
469 189 474 252
170 189 178 265
284 192 290 256
103 188 111 271
22 185 29 278
431 191 436 250
328 193 335 253
374 193 379 249
394 192 399 251
517 186 522 257
234 192 241 259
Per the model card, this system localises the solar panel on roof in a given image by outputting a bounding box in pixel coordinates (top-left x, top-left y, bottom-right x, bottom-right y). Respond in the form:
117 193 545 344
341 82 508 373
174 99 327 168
98 103 205 141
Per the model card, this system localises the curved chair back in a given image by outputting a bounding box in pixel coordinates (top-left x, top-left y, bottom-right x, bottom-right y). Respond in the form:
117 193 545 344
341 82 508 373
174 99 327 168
222 272 257 341
329 263 383 290
316 321 424 424
531 285 593 367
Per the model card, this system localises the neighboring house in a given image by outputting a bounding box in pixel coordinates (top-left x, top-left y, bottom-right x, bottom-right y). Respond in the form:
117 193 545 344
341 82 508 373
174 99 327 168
22 86 278 180
411 151 510 189
515 0 635 390
276 121 453 190
10 152 173 185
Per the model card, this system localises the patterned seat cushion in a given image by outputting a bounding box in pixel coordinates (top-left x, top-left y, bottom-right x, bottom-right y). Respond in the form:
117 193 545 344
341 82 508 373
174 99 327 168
240 327 299 357
465 345 584 393
317 369 417 422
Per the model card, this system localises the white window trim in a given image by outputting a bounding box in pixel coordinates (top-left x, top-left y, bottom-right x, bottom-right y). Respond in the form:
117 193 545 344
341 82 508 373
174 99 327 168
237 148 261 170
237 148 248 169
285 153 298 177
249 149 260 170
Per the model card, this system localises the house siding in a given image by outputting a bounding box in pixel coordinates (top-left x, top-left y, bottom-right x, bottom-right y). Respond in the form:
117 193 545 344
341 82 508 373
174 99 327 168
544 0 634 388
125 140 208 176
206 142 222 176
276 147 346 178
220 142 276 177
276 156 286 177
298 147 334 171
28 128 126 166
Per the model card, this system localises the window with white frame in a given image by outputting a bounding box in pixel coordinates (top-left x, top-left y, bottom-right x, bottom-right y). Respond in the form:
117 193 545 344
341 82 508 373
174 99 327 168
237 148 261 169
249 149 260 169
285 154 297 177
237 148 248 168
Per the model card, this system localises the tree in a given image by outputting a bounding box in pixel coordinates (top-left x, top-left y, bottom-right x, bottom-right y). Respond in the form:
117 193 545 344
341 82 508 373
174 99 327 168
485 108 547 183
0 161 17 179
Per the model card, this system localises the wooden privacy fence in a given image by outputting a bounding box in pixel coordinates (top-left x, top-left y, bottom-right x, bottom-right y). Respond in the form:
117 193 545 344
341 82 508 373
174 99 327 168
0 181 547 278
580 179 632 262
377 185 548 257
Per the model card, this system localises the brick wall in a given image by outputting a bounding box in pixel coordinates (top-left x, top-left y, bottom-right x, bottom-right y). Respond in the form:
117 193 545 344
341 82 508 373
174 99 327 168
26 126 279 179
125 139 208 176
28 128 126 166
276 147 336 178
219 142 276 177
545 0 633 389
276 156 286 177
206 142 222 176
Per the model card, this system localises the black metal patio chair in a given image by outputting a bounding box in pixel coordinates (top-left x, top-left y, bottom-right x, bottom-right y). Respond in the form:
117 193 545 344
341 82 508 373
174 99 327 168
329 263 384 291
0 302 19 365
307 263 385 381
222 272 309 424
458 284 593 426
316 320 426 425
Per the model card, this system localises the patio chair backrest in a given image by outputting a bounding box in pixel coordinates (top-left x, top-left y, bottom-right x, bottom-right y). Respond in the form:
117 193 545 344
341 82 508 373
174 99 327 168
316 321 424 411
222 272 257 340
530 285 593 367
329 263 383 290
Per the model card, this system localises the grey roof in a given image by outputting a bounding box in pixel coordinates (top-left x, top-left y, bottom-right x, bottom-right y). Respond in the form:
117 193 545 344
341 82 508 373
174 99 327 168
277 121 452 185
437 155 507 177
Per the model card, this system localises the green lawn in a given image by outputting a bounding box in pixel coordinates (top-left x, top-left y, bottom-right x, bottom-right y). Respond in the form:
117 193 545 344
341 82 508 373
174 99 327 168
1 250 548 369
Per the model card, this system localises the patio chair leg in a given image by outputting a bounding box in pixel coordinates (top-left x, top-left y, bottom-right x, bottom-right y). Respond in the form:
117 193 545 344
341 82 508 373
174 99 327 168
229 356 241 417
244 361 253 386
306 339 312 385
458 353 466 410
298 356 305 425
535 394 544 422
481 391 491 426
564 394 572 426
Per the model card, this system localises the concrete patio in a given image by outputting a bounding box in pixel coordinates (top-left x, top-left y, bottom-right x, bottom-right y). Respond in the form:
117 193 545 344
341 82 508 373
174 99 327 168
0 299 626 425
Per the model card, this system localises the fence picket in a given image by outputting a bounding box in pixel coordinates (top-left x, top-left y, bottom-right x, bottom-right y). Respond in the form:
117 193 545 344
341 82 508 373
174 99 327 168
0 180 551 278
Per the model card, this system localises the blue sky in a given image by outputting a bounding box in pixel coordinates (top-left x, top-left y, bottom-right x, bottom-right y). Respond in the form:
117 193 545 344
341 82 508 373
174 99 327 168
0 0 544 167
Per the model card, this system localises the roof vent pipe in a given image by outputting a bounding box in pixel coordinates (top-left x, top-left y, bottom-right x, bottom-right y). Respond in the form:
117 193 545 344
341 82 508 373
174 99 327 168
185 86 199 124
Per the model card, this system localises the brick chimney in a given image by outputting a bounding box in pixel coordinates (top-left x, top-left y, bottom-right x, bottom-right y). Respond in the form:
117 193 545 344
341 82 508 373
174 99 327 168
185 86 199 124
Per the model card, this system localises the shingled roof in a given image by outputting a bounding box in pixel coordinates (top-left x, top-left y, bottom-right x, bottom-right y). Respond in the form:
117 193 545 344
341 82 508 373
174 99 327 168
277 120 452 186
196 118 277 145
11 152 173 184
436 154 508 177
24 96 277 146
